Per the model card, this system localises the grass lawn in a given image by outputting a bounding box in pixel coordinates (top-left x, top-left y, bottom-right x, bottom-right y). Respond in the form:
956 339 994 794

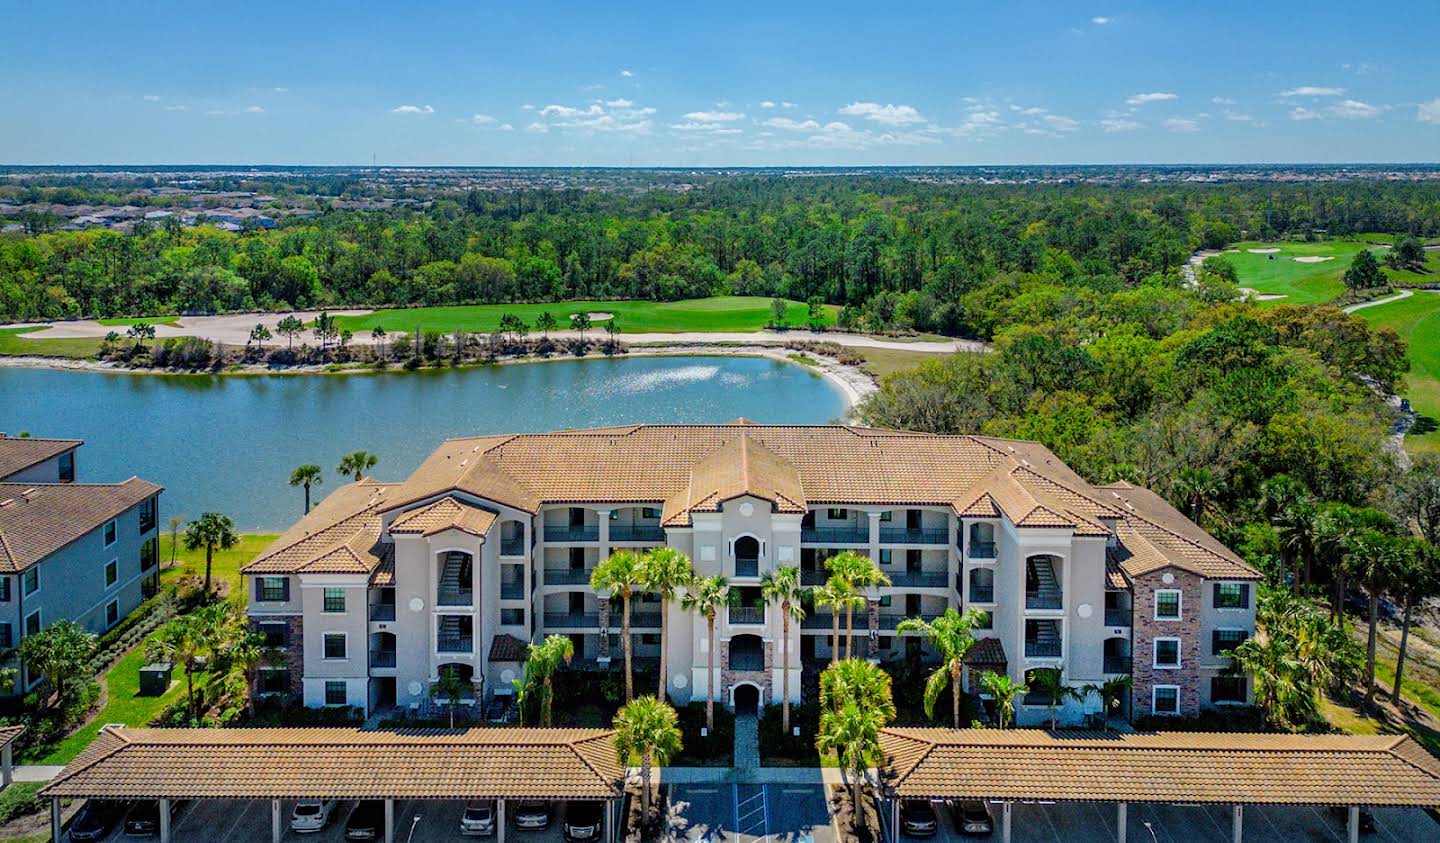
854 347 949 379
160 533 277 602
334 296 838 335
96 316 180 327
1385 249 1440 287
1356 291 1440 454
0 327 103 359
1227 240 1383 305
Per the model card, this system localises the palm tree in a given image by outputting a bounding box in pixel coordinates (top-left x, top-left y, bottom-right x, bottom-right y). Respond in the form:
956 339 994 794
825 551 890 658
1230 630 1303 729
17 619 97 707
979 671 1026 728
761 565 806 732
226 628 269 718
184 512 239 596
1171 466 1224 524
1346 530 1405 707
522 634 575 726
431 665 467 728
1080 675 1132 731
591 550 643 702
817 659 894 828
1274 499 1320 592
681 574 730 730
638 547 693 700
1027 666 1080 730
336 450 379 482
288 464 323 515
1391 541 1440 702
613 696 682 823
146 615 204 719
811 577 856 665
896 607 987 727
819 658 896 721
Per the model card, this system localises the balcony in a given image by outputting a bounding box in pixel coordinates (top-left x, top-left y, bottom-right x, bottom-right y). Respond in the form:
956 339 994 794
609 525 665 543
368 603 396 622
969 583 995 603
629 612 662 629
800 570 827 586
801 526 869 545
436 635 474 654
875 615 905 631
802 612 870 630
500 536 526 556
369 648 397 668
1025 557 1063 611
1104 655 1133 674
888 570 948 588
545 525 599 543
437 586 474 607
1104 607 1131 627
1025 620 1062 658
501 580 525 600
544 568 593 586
728 606 765 625
543 612 599 629
879 527 948 545
968 541 997 559
734 558 759 578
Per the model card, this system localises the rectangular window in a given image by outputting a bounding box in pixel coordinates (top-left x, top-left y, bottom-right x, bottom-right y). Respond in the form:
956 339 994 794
878 549 892 566
500 608 524 626
258 622 288 649
1211 676 1247 704
58 451 75 483
0 623 11 649
140 537 158 570
1213 582 1250 609
256 576 289 602
103 519 117 547
322 633 347 660
324 681 347 706
641 507 661 520
1212 629 1249 655
105 560 118 588
1154 589 1182 620
878 595 892 608
22 568 38 596
1152 685 1180 716
1153 637 1181 669
879 511 893 522
105 600 119 628
25 610 40 637
138 496 157 533
257 668 290 695
322 588 346 613
827 508 848 520
0 577 10 602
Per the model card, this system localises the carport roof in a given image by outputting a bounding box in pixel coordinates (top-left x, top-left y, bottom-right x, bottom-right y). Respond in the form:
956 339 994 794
879 728 1440 808
41 726 624 801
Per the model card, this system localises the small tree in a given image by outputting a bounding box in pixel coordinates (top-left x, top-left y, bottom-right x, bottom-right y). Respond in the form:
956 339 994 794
371 326 388 360
613 697 682 824
536 311 558 338
520 634 575 726
147 615 204 719
979 671 1026 728
431 665 467 728
275 315 305 351
1028 666 1080 730
1342 249 1386 292
288 464 323 514
184 512 239 596
337 450 379 482
896 607 987 727
1081 675 1132 731
166 514 185 568
248 323 272 351
806 296 826 330
18 619 97 706
126 322 156 351
570 312 592 342
770 297 788 328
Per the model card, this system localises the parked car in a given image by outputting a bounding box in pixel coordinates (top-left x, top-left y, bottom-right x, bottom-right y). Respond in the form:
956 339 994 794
290 800 338 833
564 802 605 841
1328 806 1376 834
948 800 994 835
124 800 179 836
71 799 128 841
513 801 552 830
345 800 386 840
900 800 939 837
461 802 497 836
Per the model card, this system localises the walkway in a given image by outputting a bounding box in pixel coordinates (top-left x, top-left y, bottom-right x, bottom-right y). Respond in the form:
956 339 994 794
733 714 759 770
1344 288 1414 313
11 765 63 782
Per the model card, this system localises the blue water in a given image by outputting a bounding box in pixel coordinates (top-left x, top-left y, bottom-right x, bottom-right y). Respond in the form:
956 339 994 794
0 356 845 531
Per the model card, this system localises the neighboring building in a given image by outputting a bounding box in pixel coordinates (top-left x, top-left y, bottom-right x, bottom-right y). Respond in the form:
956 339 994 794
0 436 163 693
242 422 1258 724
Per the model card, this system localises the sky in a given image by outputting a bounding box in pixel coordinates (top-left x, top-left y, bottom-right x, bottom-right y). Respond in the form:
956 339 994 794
3 1 1439 167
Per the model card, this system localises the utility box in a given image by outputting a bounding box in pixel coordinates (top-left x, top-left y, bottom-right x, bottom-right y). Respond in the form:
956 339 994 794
139 662 173 696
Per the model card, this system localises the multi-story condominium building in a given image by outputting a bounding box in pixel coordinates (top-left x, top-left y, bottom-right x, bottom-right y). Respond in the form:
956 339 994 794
243 422 1258 725
0 435 163 692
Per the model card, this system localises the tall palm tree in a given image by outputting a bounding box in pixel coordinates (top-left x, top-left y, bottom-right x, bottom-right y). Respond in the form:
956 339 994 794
825 551 889 658
896 607 987 727
612 697 682 823
1316 504 1391 623
522 634 575 726
1027 666 1080 730
1170 466 1224 524
1274 499 1320 592
184 512 239 596
681 574 730 730
760 565 806 732
226 628 269 718
336 450 379 482
1391 541 1440 702
288 464 323 515
819 658 896 721
1080 675 1132 731
146 615 203 719
979 671 1026 728
811 578 856 665
1346 531 1406 708
591 550 643 702
819 701 888 827
638 547 694 700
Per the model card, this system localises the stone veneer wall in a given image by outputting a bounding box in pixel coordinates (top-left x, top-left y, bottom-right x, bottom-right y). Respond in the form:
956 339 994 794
1130 567 1202 718
252 615 305 702
719 638 773 705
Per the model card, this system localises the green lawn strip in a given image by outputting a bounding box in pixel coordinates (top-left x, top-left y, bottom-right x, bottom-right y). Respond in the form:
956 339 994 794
96 316 180 327
334 296 838 335
1356 291 1440 454
1228 240 1380 305
1385 250 1440 287
160 533 277 601
0 327 103 359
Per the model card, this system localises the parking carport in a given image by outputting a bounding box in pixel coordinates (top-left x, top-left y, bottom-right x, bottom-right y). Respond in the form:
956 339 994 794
878 728 1440 843
39 725 625 843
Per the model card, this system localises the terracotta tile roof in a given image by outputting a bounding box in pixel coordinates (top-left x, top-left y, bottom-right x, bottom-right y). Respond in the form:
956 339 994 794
242 482 393 576
1099 482 1259 581
0 725 23 747
369 553 395 587
964 637 1006 670
41 727 624 801
879 729 1440 807
489 634 529 661
662 435 806 526
0 479 162 573
0 435 80 480
1104 555 1129 590
389 497 498 538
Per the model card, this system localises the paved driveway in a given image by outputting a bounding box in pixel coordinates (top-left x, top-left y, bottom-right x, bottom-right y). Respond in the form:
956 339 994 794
667 783 834 843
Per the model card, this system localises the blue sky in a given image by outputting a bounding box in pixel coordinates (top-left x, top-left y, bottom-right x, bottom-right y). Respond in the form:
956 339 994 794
3 1 1439 166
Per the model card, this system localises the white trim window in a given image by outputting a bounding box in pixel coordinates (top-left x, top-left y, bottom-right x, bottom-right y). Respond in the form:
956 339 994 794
103 519 117 548
22 568 39 597
1152 684 1181 716
322 632 348 661
1153 636 1182 669
322 587 346 614
105 599 119 628
1154 589 1182 621
105 559 118 589
324 680 348 706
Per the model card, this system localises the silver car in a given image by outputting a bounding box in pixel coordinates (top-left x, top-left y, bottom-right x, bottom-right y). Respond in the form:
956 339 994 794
513 801 552 830
461 802 496 837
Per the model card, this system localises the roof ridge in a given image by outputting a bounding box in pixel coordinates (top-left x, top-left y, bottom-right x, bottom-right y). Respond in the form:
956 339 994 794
44 727 131 790
1124 508 1255 573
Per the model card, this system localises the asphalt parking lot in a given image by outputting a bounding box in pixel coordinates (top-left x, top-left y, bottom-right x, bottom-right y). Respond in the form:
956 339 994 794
666 783 835 843
75 798 584 843
909 799 1440 843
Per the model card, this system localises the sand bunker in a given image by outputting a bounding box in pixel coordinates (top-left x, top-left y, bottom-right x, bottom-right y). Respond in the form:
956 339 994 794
570 311 613 322
1239 288 1288 301
1247 248 1281 254
1293 256 1335 264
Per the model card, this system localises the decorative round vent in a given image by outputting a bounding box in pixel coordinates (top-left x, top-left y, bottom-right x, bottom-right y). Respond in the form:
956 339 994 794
407 681 423 696
739 502 755 517
409 597 425 612
1161 572 1175 585
501 669 516 684
673 674 688 689
1077 603 1093 619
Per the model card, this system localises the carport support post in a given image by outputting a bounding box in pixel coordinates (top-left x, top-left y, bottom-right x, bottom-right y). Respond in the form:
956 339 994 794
159 798 172 843
1116 802 1127 843
1231 804 1242 843
890 799 899 841
606 797 615 843
2 742 11 788
272 799 282 843
50 797 61 843
1347 806 1360 843
385 798 395 843
498 798 507 843
1001 801 1012 843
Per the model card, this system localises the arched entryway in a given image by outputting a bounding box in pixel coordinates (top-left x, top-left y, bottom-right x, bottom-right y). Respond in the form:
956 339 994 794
733 682 761 715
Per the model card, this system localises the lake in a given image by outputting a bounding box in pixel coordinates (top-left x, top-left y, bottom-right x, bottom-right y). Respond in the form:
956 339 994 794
0 355 846 532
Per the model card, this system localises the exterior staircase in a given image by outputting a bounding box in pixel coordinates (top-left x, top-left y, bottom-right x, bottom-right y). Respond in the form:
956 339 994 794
1026 557 1062 610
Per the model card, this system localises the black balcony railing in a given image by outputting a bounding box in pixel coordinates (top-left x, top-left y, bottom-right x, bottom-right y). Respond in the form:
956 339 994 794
728 606 765 625
609 525 665 542
437 586 474 607
545 568 593 586
369 649 397 668
968 541 997 559
545 525 599 542
1104 655 1133 674
501 581 525 600
1025 638 1063 658
1026 590 1063 611
801 527 869 544
801 612 870 630
729 651 764 671
368 603 396 622
875 615 905 630
879 528 948 545
800 570 826 586
543 612 599 629
735 559 759 578
436 636 473 654
500 536 526 556
969 584 995 603
1104 608 1131 627
889 570 948 588
628 612 662 629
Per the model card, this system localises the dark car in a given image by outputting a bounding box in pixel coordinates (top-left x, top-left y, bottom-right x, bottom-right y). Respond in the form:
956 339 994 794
948 800 994 835
563 802 605 842
70 799 128 841
124 800 178 837
1328 806 1376 834
346 800 386 840
900 800 939 838
514 801 552 830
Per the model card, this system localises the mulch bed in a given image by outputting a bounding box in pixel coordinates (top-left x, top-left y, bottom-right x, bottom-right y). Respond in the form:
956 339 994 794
624 781 669 843
829 781 882 843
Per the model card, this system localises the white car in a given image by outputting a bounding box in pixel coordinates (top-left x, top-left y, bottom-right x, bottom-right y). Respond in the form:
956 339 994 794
290 800 338 833
461 802 496 836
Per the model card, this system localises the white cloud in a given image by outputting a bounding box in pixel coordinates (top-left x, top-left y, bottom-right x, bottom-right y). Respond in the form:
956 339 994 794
526 122 548 133
1211 96 1236 106
1091 16 1110 24
1278 86 1344 97
683 110 744 122
533 99 655 134
205 109 227 116
760 101 777 109
1419 98 1440 124
1126 92 1178 106
838 102 926 125
1041 114 1080 132
1331 99 1380 119
1101 117 1141 132
1224 111 1254 122
142 94 160 102
764 117 823 132
471 113 497 124
1163 117 1199 133
273 87 289 93
470 114 510 129
1290 106 1321 121
244 105 265 113
391 104 435 114
605 98 634 108
619 69 635 78
162 104 188 112
670 122 742 135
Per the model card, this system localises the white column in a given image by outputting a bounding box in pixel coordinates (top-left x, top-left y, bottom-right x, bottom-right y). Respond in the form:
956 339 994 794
1347 806 1360 843
51 797 61 843
1116 802 1127 843
606 799 616 843
159 798 172 843
498 798 507 843
1001 801 1013 843
890 799 900 839
1231 804 1243 843
385 798 395 843
2 743 11 788
272 799 282 843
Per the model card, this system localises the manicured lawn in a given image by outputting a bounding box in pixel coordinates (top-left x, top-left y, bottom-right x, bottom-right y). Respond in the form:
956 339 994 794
1385 249 1440 286
1227 240 1381 305
97 316 180 327
0 327 103 359
1356 291 1440 454
855 347 947 379
160 533 277 602
334 296 838 335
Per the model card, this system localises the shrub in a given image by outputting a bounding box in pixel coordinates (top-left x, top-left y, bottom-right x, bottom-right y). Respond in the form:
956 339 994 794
758 702 820 763
671 701 734 766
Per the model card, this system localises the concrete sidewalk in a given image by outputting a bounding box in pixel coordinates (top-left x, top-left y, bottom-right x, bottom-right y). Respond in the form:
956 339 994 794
11 764 64 782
